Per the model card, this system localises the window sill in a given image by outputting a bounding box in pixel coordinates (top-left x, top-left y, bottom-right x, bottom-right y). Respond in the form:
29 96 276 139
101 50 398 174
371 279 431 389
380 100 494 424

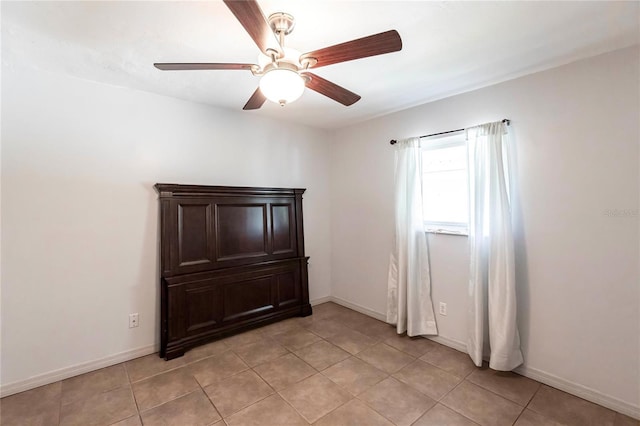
425 229 468 236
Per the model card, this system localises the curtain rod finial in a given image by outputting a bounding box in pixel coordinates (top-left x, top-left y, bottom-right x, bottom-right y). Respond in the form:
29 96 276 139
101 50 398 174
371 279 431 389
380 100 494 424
390 140 397 145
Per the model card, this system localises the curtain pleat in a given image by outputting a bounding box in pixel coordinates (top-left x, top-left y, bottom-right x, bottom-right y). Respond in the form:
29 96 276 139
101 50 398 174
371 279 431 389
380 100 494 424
466 122 523 371
387 138 438 336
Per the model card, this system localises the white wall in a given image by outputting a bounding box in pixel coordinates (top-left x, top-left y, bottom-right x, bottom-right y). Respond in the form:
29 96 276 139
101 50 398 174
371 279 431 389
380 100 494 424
1 66 332 389
330 46 639 415
2 43 638 418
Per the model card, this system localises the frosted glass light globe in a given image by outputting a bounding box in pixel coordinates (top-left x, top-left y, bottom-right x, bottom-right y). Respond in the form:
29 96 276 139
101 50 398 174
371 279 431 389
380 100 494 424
259 68 305 106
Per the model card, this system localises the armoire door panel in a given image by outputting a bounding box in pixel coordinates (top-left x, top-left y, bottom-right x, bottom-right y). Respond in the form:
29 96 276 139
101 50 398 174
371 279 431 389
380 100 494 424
176 201 214 268
271 203 296 255
276 270 300 307
216 204 268 260
166 285 185 341
222 276 274 322
185 284 223 334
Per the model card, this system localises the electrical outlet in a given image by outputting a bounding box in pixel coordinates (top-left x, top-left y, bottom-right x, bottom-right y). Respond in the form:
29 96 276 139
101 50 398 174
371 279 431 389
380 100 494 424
129 313 139 328
439 302 447 316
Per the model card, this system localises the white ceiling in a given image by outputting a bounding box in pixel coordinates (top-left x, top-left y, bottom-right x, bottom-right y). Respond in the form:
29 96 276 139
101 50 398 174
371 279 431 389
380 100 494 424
2 1 638 129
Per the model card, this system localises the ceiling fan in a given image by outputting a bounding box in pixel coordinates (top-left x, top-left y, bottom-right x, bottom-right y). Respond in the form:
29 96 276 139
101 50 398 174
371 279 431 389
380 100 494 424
154 0 402 110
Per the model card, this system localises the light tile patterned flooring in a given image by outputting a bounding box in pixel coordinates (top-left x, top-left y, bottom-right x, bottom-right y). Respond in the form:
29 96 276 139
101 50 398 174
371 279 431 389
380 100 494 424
1 302 638 426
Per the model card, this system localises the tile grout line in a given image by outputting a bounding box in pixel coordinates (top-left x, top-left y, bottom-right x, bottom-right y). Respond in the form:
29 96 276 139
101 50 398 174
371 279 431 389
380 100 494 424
382 355 483 425
57 381 64 426
58 365 132 405
127 359 186 385
433 373 469 411
56 364 141 426
309 394 355 425
194 367 224 424
138 388 200 415
123 361 141 419
462 369 544 411
520 383 560 423
132 350 233 417
300 311 440 360
274 384 314 425
521 381 542 407
211 344 286 422
264 335 368 425
299 322 450 424
436 374 535 426
510 408 527 426
123 387 142 426
353 391 397 425
271 342 347 425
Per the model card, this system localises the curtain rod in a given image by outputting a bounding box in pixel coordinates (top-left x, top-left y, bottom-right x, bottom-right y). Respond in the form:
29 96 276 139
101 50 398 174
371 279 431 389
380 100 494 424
389 119 511 145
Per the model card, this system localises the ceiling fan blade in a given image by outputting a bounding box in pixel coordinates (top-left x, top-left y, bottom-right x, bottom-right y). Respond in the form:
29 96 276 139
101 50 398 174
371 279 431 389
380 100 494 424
154 63 256 71
223 0 282 55
301 30 402 69
243 87 267 110
304 73 361 106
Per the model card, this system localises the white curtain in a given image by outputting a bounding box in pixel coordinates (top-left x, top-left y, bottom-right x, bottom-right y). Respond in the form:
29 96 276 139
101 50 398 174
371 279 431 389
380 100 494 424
387 137 438 336
466 121 523 371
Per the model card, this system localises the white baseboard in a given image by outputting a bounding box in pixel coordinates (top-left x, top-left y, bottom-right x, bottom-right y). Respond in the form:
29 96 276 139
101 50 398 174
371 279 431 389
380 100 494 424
310 296 332 306
328 296 640 420
514 365 640 419
426 335 467 353
329 296 387 321
0 344 157 398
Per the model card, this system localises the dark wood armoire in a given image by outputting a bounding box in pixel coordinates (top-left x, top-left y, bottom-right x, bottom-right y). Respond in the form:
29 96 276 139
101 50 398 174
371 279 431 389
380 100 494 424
154 184 312 360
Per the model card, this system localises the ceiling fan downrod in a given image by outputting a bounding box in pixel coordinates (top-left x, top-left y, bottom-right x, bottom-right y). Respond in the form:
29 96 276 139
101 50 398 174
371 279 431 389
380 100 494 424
266 13 317 72
265 12 296 67
268 12 295 41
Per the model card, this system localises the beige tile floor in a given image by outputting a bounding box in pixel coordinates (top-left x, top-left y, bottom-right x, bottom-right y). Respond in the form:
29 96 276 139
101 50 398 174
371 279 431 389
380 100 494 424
1 302 638 426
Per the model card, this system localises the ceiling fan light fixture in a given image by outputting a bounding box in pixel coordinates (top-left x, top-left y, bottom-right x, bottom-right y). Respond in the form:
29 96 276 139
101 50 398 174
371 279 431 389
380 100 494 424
155 1 403 110
259 68 305 106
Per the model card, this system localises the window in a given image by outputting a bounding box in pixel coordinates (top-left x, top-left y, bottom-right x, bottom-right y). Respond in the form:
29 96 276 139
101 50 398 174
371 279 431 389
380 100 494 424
421 132 468 234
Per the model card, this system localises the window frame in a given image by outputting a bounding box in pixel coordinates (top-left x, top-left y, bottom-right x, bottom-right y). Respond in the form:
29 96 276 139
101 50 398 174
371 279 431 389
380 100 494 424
421 131 469 236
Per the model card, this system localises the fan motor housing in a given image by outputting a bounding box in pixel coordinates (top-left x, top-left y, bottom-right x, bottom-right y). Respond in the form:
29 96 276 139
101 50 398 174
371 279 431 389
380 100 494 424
268 12 295 35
